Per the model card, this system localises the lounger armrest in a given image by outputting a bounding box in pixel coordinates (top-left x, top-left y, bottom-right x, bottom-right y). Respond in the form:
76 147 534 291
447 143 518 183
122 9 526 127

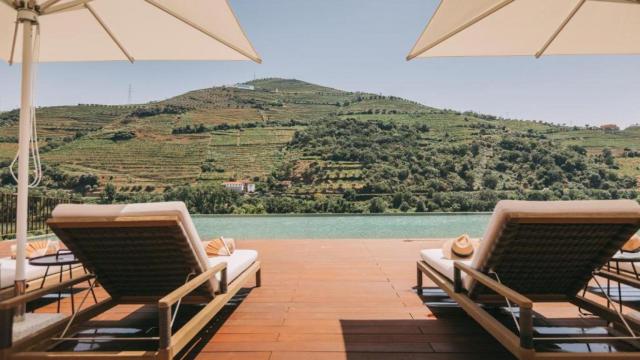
595 269 640 289
454 262 533 309
454 262 535 349
0 274 94 311
157 262 227 352
158 262 228 310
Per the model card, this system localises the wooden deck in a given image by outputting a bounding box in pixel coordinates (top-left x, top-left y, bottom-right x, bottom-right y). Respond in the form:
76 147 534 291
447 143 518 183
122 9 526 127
5 239 625 359
207 239 515 360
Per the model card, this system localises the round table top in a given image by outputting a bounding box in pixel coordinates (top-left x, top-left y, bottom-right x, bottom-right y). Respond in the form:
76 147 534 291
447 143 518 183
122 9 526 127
29 252 80 267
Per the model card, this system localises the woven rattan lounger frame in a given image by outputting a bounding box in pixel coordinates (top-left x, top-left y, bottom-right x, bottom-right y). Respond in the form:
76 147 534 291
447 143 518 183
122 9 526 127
0 216 261 360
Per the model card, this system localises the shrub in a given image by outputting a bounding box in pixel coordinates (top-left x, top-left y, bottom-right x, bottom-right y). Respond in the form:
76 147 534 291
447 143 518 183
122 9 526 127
368 197 387 213
110 131 135 141
415 200 427 213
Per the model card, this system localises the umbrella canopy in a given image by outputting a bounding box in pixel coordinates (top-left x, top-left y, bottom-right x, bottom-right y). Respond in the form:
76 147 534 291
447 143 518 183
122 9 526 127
1 0 261 63
1 0 260 318
407 0 640 60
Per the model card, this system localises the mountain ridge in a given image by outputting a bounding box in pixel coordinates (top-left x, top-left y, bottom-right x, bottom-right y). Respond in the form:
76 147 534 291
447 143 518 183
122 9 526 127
1 78 639 215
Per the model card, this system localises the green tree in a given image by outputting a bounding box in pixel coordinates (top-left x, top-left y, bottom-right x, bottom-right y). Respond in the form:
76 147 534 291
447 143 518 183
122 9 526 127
482 173 499 190
99 183 117 204
343 188 357 201
369 197 387 213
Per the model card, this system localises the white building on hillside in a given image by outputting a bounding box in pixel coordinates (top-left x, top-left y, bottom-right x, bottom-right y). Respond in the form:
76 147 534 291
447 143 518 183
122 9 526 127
222 180 256 193
231 83 255 91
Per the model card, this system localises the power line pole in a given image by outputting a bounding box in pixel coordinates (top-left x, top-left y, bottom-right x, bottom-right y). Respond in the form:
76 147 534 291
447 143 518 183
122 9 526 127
127 84 133 104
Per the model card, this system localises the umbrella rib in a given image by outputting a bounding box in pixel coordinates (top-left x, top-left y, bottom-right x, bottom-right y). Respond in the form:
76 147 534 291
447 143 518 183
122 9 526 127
535 0 586 58
41 0 92 15
407 0 514 61
39 0 61 11
85 3 134 63
8 19 18 65
591 0 640 4
224 0 261 64
143 0 262 64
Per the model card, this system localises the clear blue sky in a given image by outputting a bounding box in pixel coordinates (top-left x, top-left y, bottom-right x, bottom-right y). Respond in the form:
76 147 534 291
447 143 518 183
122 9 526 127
1 0 639 127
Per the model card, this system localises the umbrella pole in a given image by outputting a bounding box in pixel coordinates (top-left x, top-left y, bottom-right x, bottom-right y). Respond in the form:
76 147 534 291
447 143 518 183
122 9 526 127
13 10 36 322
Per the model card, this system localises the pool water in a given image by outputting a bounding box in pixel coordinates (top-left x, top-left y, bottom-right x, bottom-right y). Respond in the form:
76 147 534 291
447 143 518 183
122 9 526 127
192 213 492 240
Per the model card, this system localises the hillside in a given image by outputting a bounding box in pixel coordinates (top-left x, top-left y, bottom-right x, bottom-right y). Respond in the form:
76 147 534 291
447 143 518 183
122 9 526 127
1 78 639 213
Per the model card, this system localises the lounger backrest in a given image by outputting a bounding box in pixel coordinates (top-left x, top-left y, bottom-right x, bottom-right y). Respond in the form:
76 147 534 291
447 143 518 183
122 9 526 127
467 200 640 299
47 202 217 299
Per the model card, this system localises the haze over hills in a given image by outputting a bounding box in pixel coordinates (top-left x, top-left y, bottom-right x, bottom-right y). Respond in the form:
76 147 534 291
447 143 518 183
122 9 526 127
1 78 640 213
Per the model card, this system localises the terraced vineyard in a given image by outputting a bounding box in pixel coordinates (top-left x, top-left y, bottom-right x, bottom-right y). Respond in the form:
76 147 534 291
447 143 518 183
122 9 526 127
0 143 17 162
200 127 298 181
44 139 208 186
1 105 131 140
2 77 640 200
202 144 288 181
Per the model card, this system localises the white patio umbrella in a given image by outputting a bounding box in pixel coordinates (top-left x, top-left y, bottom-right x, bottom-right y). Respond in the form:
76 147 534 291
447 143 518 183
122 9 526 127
407 0 640 60
1 0 260 319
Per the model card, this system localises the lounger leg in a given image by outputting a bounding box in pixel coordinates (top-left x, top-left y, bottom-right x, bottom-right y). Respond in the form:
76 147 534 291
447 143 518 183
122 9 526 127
256 269 262 288
158 305 172 360
68 265 75 314
416 266 423 296
519 307 534 350
616 262 623 313
57 266 63 313
39 266 50 289
606 262 612 310
0 308 12 350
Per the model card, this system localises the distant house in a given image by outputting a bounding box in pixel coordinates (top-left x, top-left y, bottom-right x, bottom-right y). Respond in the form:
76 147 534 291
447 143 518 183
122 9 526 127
222 180 255 193
600 124 620 132
231 83 255 91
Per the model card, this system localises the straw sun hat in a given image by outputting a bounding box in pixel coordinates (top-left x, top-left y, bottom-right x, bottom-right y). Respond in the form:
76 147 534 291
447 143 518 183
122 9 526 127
442 234 477 260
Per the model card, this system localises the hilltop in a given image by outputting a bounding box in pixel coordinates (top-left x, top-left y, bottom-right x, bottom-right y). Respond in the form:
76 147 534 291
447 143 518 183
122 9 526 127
1 78 639 213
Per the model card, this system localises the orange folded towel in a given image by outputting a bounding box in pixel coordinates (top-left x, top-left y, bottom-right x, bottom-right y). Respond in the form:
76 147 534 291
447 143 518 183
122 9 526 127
622 234 640 253
11 240 60 259
205 237 236 256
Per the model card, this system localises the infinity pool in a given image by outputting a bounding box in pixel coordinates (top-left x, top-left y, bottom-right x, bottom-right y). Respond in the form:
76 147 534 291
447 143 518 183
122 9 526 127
192 213 492 240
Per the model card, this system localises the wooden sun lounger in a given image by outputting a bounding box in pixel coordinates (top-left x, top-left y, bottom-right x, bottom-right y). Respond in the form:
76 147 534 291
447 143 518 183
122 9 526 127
417 200 640 360
0 202 261 360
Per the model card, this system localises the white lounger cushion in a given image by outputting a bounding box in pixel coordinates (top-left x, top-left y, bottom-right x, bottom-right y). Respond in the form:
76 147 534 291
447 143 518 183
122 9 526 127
51 202 257 293
208 250 258 284
420 249 472 283
0 257 81 289
52 202 208 274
